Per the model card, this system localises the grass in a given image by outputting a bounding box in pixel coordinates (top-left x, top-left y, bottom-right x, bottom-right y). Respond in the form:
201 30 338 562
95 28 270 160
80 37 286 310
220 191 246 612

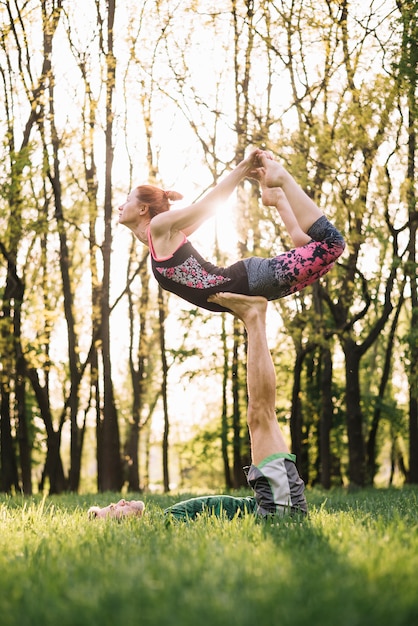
1 487 418 626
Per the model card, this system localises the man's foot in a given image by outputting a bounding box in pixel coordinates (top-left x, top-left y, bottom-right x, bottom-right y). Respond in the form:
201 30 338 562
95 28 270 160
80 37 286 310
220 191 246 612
207 292 268 324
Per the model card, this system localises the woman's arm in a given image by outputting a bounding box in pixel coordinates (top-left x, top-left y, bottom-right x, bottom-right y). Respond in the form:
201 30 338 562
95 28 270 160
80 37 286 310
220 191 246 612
151 149 262 241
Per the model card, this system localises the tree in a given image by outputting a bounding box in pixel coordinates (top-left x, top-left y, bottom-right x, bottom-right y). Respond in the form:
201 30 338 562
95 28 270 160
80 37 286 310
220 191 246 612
123 249 151 492
97 0 123 491
396 0 418 483
1 0 414 493
263 0 406 487
0 0 64 494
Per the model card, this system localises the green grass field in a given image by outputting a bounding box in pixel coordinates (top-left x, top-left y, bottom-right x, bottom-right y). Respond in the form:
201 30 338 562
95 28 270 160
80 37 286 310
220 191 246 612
1 487 417 626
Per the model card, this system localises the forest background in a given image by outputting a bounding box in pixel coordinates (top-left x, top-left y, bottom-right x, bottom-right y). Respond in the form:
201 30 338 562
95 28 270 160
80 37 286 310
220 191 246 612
0 0 417 496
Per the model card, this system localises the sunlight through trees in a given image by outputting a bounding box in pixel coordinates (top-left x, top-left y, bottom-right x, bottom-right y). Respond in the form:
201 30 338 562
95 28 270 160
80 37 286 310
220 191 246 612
0 0 416 494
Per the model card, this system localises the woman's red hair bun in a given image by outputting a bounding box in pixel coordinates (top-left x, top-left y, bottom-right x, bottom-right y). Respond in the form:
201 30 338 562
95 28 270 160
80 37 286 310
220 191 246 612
164 190 183 202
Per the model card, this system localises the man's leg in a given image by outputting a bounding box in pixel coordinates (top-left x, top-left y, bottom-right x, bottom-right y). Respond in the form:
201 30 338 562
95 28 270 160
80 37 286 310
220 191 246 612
208 292 288 464
208 292 307 516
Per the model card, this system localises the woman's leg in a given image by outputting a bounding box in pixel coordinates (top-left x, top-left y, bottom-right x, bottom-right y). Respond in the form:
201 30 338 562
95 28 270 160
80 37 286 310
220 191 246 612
260 186 310 247
243 214 345 300
258 155 324 234
269 230 344 298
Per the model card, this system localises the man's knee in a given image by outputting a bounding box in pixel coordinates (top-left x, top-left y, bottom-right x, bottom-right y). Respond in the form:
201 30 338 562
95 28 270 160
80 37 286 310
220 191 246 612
247 405 276 430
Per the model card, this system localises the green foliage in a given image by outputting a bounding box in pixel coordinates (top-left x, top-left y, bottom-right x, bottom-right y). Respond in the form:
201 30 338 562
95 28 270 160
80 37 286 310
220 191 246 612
0 0 415 493
174 424 227 491
1 488 418 626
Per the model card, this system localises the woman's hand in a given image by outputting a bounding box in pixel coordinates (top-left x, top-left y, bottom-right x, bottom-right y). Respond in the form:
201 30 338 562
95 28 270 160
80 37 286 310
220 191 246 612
239 148 263 175
243 149 275 179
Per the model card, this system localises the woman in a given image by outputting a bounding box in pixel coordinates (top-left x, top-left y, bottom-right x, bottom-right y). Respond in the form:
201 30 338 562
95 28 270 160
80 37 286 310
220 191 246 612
118 150 345 312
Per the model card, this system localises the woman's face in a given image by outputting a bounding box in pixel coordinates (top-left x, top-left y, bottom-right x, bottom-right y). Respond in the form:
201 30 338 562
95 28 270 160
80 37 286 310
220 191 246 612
118 190 142 226
89 499 145 519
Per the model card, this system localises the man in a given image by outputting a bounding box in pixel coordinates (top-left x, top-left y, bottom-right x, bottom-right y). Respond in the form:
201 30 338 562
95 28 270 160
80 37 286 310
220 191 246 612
88 499 145 519
89 293 307 521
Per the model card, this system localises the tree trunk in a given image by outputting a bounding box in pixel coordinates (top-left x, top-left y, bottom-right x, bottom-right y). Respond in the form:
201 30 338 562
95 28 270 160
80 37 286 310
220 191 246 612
232 318 245 487
0 387 19 493
221 314 233 489
343 339 366 487
125 250 151 492
409 395 418 483
158 287 170 493
366 291 404 485
402 0 418 482
40 431 67 495
319 346 333 489
2 236 31 493
0 257 23 493
396 0 418 482
15 328 32 494
26 367 67 494
99 0 122 491
290 350 304 472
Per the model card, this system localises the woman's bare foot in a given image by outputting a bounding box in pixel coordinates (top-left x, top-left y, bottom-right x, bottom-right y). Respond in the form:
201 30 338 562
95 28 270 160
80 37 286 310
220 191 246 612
259 154 289 187
207 292 268 324
261 187 310 246
261 186 287 207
